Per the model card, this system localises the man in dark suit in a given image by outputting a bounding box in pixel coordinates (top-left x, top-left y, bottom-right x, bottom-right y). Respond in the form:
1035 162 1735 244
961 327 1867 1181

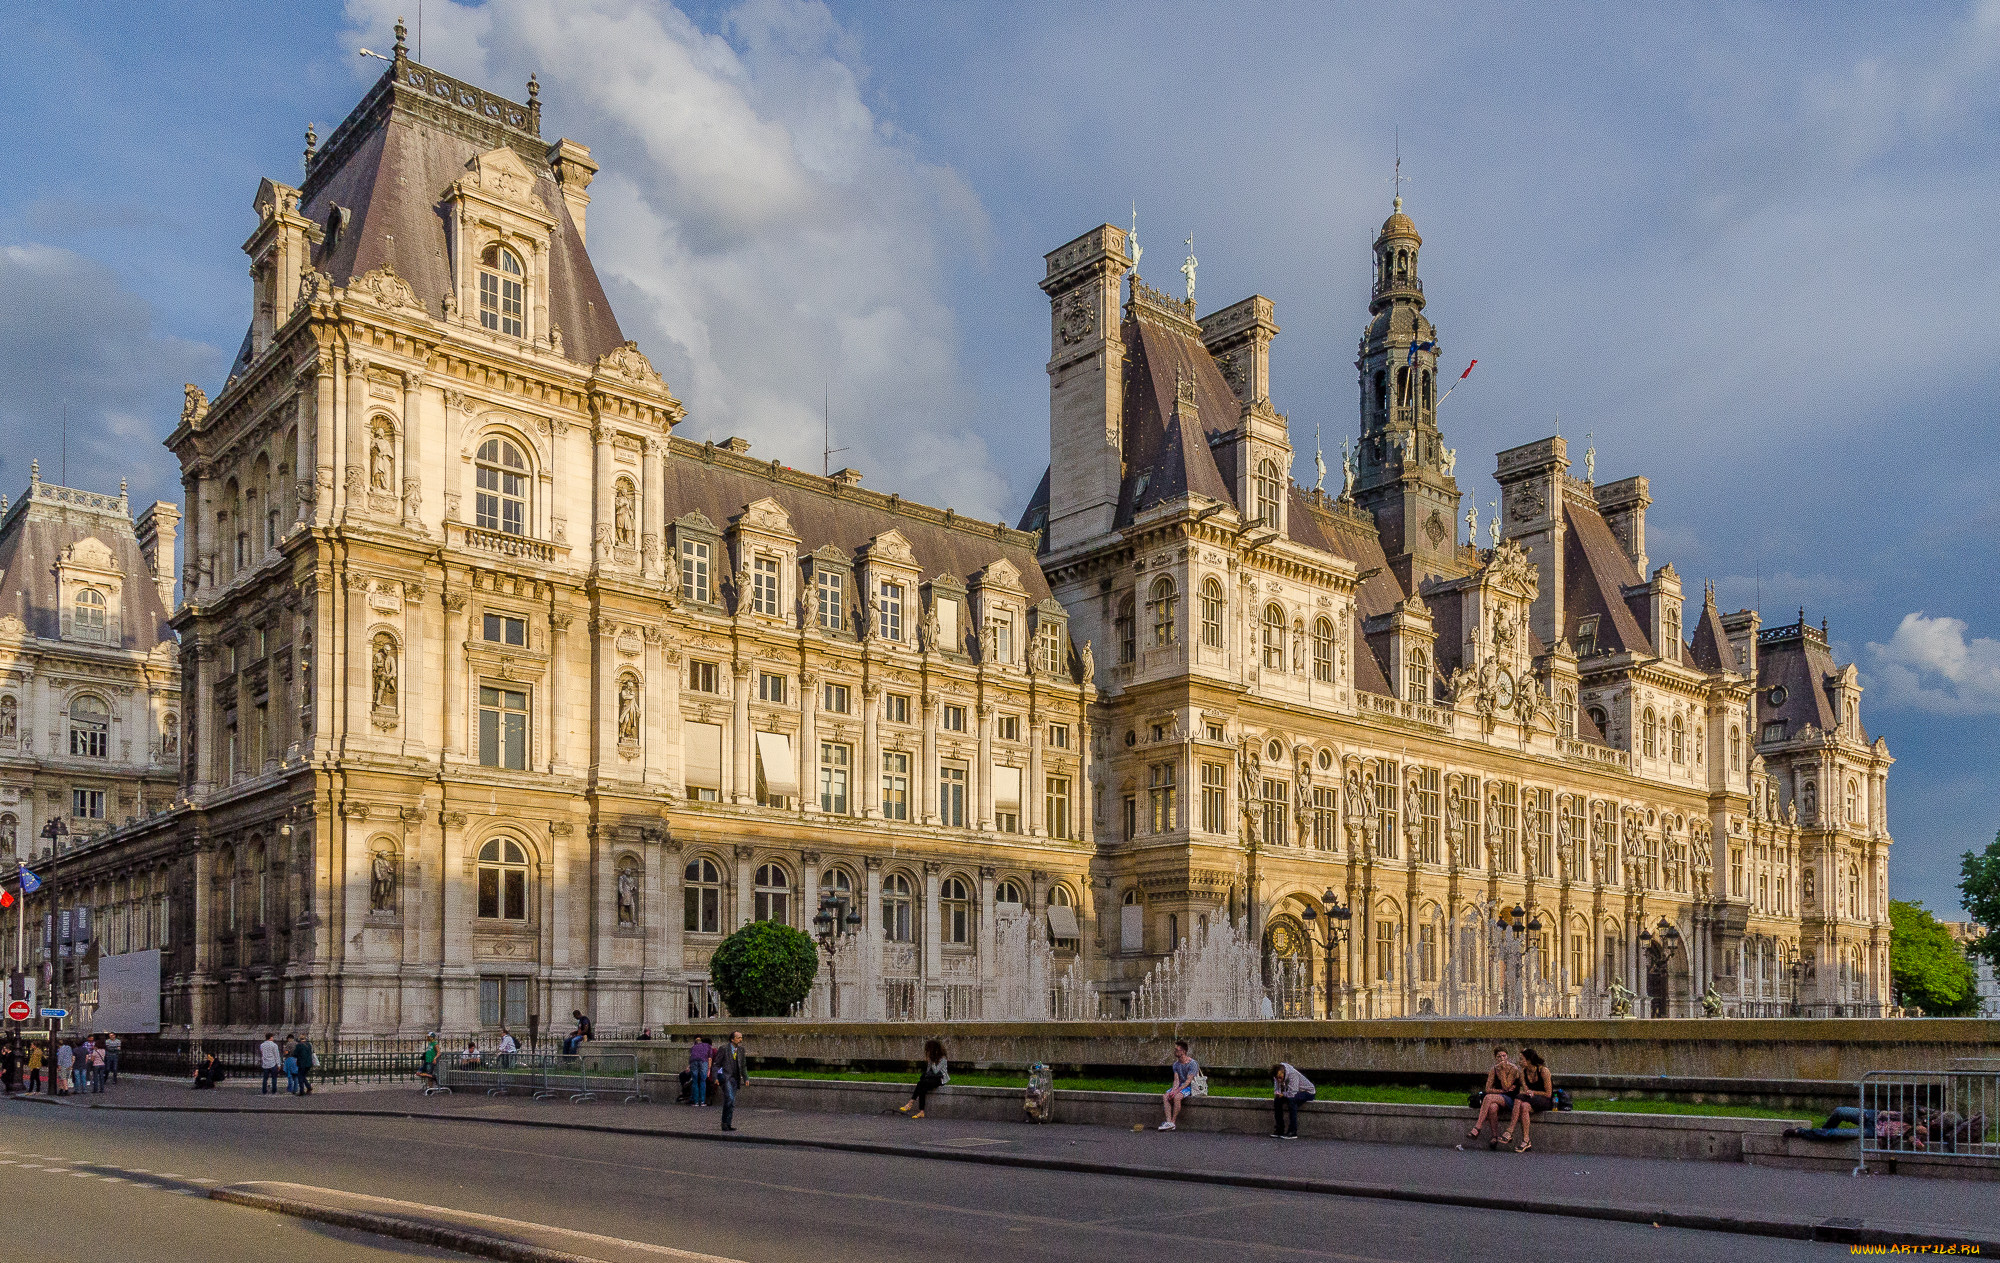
717 1031 748 1132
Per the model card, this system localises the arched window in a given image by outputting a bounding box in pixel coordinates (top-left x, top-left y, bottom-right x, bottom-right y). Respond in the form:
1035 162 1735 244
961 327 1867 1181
881 872 914 943
754 863 790 924
73 589 107 641
995 879 1024 905
1149 576 1178 647
1372 369 1387 412
1395 364 1410 406
1115 594 1135 665
479 244 525 337
1199 578 1224 649
1730 726 1742 772
1642 708 1657 758
1421 369 1433 411
1405 645 1430 700
1847 864 1861 918
1311 618 1335 682
941 876 972 945
1255 460 1282 528
476 838 529 921
1048 883 1079 948
1587 705 1607 735
1845 779 1859 824
1670 713 1685 763
1262 604 1286 670
475 437 528 536
1665 608 1681 661
683 857 721 933
68 695 109 759
1559 690 1576 737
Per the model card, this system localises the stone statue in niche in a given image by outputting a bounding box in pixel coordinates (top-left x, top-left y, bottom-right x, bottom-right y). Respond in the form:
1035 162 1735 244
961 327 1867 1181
372 636 399 711
617 676 640 743
161 713 179 756
1079 639 1095 686
0 816 15 854
0 695 14 741
614 481 636 547
370 849 396 912
616 866 639 927
369 425 395 493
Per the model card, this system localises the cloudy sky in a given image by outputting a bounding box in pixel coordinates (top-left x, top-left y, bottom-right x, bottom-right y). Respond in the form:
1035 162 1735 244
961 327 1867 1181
2 1 1995 914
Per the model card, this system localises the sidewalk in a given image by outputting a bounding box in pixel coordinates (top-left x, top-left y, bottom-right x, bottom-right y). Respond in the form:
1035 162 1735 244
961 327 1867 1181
17 1077 1998 1252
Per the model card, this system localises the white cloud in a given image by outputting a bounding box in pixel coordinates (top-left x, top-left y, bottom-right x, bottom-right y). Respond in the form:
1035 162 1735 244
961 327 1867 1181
1865 612 2000 716
0 244 214 507
342 0 1007 520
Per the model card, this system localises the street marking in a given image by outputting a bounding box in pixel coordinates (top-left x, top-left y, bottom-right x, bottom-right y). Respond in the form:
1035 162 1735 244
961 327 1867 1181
70 1171 95 1177
187 1176 217 1184
930 1137 1012 1148
156 1172 181 1178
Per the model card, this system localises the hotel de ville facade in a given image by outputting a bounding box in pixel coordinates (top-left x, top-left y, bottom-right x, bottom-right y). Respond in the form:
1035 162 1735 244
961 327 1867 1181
8 37 1895 1038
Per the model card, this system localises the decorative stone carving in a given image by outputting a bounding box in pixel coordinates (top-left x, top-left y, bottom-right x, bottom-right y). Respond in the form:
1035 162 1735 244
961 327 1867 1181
1056 290 1096 346
617 862 640 927
617 675 641 747
614 479 637 546
352 264 422 312
181 384 210 428
370 847 397 912
371 633 399 714
593 340 664 390
369 421 396 493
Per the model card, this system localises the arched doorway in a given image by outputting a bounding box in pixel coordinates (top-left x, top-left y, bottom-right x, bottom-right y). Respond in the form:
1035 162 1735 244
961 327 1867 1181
1263 913 1310 1017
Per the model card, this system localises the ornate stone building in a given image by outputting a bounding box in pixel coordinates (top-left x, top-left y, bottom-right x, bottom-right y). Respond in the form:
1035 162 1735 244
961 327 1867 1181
25 43 1892 1037
1024 194 1893 1018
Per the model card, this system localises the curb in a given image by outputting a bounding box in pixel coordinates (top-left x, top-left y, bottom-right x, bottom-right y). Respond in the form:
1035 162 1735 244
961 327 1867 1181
50 1099 1999 1254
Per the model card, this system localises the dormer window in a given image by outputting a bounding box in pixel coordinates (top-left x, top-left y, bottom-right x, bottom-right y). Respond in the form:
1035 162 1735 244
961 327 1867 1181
479 245 525 337
876 581 904 641
475 437 528 535
816 568 844 631
1255 460 1282 528
73 589 107 642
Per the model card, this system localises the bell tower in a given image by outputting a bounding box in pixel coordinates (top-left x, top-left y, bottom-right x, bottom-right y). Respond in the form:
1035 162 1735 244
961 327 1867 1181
1352 194 1462 587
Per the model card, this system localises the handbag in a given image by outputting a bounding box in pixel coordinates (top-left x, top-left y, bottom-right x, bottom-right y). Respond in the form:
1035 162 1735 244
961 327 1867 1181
1190 1072 1210 1098
1467 1088 1486 1111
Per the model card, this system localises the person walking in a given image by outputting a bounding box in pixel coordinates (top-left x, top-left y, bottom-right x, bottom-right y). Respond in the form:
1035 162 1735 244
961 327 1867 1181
282 1038 301 1094
258 1032 283 1094
497 1028 517 1071
688 1034 713 1107
1466 1047 1521 1147
87 1039 108 1093
1 1039 17 1094
716 1030 748 1132
1270 1062 1316 1139
419 1033 440 1090
1508 1048 1554 1153
54 1039 74 1095
104 1032 121 1085
898 1039 950 1120
292 1033 316 1095
1160 1040 1200 1131
25 1041 43 1094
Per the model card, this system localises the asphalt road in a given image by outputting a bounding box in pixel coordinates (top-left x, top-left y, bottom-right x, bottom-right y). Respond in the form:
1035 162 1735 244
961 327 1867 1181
0 1099 1848 1262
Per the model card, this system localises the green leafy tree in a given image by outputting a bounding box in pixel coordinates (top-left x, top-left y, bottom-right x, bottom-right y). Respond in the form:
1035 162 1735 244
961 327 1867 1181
710 920 818 1017
1888 899 1981 1017
1960 828 2000 971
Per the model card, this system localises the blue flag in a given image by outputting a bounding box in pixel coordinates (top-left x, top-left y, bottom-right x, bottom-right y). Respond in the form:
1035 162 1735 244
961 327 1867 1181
18 866 40 894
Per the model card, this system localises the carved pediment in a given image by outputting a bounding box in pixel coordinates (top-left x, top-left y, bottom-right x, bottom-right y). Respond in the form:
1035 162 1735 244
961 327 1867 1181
593 340 664 391
977 557 1025 593
462 145 545 211
734 497 795 538
1483 537 1539 600
63 538 116 572
863 529 917 567
674 509 719 535
351 263 423 314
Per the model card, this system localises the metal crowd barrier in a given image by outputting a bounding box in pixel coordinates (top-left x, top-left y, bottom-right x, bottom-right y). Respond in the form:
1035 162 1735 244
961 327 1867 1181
434 1050 648 1104
1855 1067 2000 1174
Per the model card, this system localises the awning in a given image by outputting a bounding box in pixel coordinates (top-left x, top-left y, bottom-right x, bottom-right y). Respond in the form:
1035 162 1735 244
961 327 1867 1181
755 731 799 799
993 765 1023 812
684 722 723 789
1047 904 1081 940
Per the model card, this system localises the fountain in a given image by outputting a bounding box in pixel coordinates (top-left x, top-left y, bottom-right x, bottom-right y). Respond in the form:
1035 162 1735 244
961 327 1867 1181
1132 920 1274 1020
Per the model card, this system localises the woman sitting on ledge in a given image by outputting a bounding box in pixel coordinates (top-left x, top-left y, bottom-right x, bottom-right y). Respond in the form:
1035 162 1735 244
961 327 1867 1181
1466 1047 1520 1147
898 1039 949 1120
1508 1048 1554 1153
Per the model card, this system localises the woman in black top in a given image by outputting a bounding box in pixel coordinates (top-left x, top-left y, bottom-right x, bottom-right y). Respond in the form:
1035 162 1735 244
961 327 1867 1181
1509 1047 1554 1152
898 1039 949 1120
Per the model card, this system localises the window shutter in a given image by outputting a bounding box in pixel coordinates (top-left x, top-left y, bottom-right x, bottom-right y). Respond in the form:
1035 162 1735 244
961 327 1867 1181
1047 904 1081 940
684 722 723 790
755 732 799 798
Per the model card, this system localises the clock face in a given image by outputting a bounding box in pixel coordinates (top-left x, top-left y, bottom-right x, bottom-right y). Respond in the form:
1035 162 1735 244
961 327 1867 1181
1495 670 1516 709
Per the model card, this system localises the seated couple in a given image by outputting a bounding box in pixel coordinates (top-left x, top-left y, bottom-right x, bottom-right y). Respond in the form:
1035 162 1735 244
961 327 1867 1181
1466 1047 1554 1154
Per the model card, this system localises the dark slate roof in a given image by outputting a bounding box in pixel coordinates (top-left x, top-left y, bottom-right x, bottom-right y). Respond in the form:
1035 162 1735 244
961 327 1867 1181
0 483 174 650
662 440 1052 609
1561 498 1652 657
234 63 624 377
1296 492 1405 696
1756 623 1853 737
1115 310 1240 523
1689 592 1731 670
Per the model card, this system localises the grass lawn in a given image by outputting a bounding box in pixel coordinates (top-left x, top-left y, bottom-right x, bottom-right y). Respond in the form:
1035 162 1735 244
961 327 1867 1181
762 1068 1813 1121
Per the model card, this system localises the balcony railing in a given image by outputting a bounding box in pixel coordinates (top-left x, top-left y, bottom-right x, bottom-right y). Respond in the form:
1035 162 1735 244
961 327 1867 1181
449 521 566 565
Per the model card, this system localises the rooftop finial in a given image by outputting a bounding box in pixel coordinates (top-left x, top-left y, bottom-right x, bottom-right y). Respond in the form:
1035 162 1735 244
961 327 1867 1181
303 123 318 172
1390 126 1408 212
1583 430 1595 483
1129 202 1142 271
1181 233 1197 305
1313 421 1327 493
527 73 541 105
119 478 128 498
393 16 408 59
29 459 39 484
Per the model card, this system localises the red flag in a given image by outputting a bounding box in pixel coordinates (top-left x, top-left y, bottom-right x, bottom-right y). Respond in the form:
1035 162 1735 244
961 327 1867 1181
1459 360 1477 379
1 889 12 909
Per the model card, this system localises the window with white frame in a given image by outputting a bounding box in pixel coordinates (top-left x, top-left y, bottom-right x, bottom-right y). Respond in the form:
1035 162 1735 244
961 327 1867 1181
1046 722 1069 749
1045 775 1071 840
820 682 850 714
1312 617 1335 682
884 693 910 724
1255 459 1282 528
816 569 843 631
688 660 720 694
938 762 966 827
1262 604 1286 670
679 538 712 603
751 556 781 616
992 613 1014 663
1201 761 1227 833
942 704 965 732
877 581 903 641
71 788 106 820
72 589 107 641
818 742 850 814
476 838 529 920
881 751 910 821
478 244 525 337
1199 578 1224 649
1405 646 1430 701
482 613 527 646
683 857 722 933
475 438 528 536
1149 577 1177 646
68 696 109 759
478 685 529 770
997 714 1020 742
757 672 788 704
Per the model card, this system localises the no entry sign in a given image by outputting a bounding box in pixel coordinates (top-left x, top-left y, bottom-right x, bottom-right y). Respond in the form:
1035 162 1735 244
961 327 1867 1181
4 1000 29 1022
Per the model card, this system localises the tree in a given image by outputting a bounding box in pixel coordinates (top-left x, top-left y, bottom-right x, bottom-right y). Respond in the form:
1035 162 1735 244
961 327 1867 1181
1960 828 2000 971
710 920 818 1017
1888 899 1981 1017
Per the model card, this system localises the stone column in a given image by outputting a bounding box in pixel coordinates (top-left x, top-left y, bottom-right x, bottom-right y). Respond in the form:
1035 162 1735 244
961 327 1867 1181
799 670 819 814
592 423 615 566
1079 723 1096 846
733 845 754 930
860 683 881 819
312 362 337 528
730 661 753 804
661 835 686 1001
1027 712 1045 836
862 857 884 1019
921 861 943 1017
344 353 369 520
641 438 665 581
975 702 995 830
401 370 424 528
189 841 214 1036
920 694 939 823
442 593 466 759
548 821 575 973
548 613 572 772
977 865 997 1014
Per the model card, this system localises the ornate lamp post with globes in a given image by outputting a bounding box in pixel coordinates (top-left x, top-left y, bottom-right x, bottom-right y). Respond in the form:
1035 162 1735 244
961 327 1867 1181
1298 888 1353 1020
811 888 863 1018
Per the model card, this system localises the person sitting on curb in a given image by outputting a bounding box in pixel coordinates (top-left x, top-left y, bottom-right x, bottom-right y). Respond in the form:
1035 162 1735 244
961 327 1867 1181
898 1038 950 1120
1466 1046 1521 1147
1160 1040 1200 1131
1271 1062 1315 1139
1508 1048 1554 1153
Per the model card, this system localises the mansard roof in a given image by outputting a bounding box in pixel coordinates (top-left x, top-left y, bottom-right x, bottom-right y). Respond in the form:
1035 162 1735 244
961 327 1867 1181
1561 497 1653 657
1689 591 1732 671
0 477 174 650
663 438 1052 606
1115 304 1239 522
1757 618 1856 739
236 59 624 376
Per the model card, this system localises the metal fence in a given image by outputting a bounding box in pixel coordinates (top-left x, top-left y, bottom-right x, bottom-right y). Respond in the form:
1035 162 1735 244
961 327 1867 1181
1855 1067 2000 1174
116 1036 433 1085
434 1051 647 1103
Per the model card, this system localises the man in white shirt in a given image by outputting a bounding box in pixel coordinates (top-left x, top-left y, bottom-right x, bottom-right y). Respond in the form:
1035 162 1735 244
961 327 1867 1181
497 1028 518 1070
259 1032 282 1094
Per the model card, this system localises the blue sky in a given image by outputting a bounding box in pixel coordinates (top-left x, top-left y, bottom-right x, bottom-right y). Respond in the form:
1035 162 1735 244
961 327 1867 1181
2 1 1995 915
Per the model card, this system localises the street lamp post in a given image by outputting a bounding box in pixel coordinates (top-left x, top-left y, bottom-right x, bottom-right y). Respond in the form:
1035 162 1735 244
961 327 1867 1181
1298 888 1352 1020
1637 916 1682 1017
38 818 68 1044
811 890 863 1018
1494 904 1544 1016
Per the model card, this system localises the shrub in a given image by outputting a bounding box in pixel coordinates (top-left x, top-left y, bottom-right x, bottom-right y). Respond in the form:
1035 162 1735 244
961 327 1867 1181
711 921 818 1017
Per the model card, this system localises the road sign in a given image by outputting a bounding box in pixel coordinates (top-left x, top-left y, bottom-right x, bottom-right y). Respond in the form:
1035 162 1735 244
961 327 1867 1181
39 1008 67 1019
4 1000 28 1022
